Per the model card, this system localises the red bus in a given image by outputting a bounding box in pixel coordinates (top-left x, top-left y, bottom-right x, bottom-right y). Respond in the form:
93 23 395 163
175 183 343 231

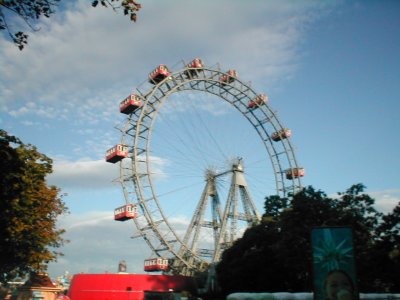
68 274 197 300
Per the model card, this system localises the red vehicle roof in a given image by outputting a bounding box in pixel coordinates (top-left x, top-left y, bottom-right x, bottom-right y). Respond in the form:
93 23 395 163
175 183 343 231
68 274 197 300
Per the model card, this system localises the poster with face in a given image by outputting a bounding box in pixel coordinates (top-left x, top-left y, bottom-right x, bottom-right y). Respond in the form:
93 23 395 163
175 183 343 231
311 227 359 300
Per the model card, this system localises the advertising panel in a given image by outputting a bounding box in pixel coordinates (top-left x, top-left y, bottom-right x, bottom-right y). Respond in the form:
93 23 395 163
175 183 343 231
311 227 359 300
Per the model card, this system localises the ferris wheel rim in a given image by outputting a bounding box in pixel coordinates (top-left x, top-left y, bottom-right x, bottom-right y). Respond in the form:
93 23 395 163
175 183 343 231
118 61 303 274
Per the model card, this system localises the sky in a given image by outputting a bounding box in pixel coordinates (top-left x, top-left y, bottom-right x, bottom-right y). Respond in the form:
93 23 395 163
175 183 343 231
1 0 400 280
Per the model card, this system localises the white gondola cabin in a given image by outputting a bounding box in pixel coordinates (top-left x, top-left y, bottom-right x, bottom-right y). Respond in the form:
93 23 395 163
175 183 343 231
114 204 138 221
149 64 171 84
220 70 238 85
105 144 129 163
144 258 169 272
286 167 305 180
271 128 292 142
120 94 142 114
184 58 204 78
248 94 269 109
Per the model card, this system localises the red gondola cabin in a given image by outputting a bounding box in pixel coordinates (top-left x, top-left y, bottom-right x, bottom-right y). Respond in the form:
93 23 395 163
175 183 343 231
149 64 171 84
220 70 238 85
144 258 169 272
248 94 269 109
114 204 138 221
120 94 142 114
187 58 204 69
106 144 129 163
286 167 305 180
184 58 204 77
271 128 292 141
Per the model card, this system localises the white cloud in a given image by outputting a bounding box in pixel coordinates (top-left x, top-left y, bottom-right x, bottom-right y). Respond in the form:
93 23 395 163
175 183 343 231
0 0 337 123
0 0 340 174
370 189 400 214
9 106 29 117
47 211 193 278
48 211 148 277
48 159 119 189
48 154 171 191
329 189 399 214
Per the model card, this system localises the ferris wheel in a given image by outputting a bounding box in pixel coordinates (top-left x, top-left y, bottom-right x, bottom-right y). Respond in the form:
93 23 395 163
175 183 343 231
106 59 304 276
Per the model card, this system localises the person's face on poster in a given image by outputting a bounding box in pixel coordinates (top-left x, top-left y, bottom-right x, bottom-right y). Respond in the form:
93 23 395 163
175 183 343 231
324 270 354 300
311 227 359 300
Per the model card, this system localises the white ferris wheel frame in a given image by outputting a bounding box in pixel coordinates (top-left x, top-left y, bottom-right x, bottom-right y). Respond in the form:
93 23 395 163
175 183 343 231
116 61 303 275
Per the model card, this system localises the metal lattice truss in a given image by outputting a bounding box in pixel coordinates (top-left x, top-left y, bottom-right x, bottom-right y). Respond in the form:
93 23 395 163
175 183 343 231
117 61 303 275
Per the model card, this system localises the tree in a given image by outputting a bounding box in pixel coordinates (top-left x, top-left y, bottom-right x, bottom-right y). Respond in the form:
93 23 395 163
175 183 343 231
91 0 142 22
216 185 400 296
0 0 141 50
368 202 400 291
0 0 60 50
0 130 68 283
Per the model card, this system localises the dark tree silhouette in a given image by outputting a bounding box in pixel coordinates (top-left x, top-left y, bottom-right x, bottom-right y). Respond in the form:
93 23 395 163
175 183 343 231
0 130 68 283
216 185 399 296
91 0 142 22
0 0 60 49
0 0 141 50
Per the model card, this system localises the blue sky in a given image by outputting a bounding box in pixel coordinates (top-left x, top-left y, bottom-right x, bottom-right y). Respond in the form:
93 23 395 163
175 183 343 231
1 0 399 280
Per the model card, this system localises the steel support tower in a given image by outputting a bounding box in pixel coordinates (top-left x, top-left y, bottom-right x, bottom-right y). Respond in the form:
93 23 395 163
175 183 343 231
173 158 260 274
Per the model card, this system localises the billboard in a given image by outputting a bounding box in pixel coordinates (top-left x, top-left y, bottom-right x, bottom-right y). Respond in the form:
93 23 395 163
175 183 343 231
311 227 359 300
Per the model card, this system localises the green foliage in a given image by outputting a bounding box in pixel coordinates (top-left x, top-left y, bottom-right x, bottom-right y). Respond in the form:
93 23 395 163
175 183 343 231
91 0 142 22
0 130 68 283
0 0 60 50
0 0 141 50
216 185 400 295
